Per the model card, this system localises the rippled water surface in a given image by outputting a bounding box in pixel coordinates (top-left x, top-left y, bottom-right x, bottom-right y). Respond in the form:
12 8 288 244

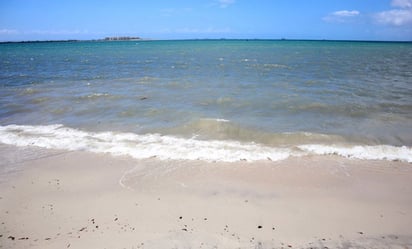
1 40 411 162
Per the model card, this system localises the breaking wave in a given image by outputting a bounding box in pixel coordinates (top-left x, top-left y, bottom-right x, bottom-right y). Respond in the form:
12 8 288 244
0 124 411 163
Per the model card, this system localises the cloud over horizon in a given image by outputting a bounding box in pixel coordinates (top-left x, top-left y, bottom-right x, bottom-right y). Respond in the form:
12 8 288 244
375 0 412 26
392 0 412 8
0 29 19 35
323 10 360 22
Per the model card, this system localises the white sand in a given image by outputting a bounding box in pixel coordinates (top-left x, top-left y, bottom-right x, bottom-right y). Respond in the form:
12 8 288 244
1 149 412 248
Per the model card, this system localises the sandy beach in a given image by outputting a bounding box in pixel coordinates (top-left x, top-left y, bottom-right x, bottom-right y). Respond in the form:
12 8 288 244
0 148 411 249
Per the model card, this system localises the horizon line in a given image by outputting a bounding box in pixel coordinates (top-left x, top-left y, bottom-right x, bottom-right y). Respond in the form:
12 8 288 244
1 38 412 44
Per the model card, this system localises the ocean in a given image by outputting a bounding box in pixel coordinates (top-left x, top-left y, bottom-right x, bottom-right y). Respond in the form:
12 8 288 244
1 40 411 163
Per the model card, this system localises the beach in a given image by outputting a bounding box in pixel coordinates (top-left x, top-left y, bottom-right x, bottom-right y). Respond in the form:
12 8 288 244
1 147 411 249
1 40 412 248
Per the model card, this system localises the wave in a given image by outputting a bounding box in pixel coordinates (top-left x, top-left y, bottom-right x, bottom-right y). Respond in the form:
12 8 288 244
0 124 411 163
163 118 351 146
298 144 412 162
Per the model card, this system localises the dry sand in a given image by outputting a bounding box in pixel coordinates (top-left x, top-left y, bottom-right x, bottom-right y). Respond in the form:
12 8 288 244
0 149 412 248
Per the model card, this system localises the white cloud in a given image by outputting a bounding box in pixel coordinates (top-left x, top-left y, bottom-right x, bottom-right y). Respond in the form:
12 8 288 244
0 29 19 35
28 29 89 35
375 9 412 25
392 0 412 8
333 10 360 17
175 27 231 34
375 0 412 26
0 29 90 36
323 10 360 22
218 0 235 8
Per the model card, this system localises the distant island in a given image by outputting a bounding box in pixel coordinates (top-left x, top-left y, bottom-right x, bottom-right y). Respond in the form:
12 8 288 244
0 36 144 44
103 36 141 41
1 38 411 44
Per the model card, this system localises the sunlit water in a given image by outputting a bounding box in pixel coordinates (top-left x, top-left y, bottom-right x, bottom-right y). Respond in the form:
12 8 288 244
1 40 411 162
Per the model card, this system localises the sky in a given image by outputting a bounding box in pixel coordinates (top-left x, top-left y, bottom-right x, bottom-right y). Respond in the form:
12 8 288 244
1 0 412 41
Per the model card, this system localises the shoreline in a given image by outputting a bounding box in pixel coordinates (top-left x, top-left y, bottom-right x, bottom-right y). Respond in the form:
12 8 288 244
1 124 411 163
1 38 412 44
1 147 411 248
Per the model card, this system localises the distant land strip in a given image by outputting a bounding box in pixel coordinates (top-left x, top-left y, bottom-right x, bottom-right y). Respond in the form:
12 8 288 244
0 36 143 44
1 38 411 44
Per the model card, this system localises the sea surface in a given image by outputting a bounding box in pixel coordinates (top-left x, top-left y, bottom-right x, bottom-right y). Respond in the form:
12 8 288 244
1 40 411 163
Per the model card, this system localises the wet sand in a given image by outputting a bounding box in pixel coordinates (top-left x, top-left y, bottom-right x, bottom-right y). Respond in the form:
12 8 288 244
0 149 411 248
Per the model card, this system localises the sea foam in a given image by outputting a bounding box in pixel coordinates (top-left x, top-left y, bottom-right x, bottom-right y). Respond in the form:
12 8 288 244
298 144 412 162
0 124 411 163
0 124 292 162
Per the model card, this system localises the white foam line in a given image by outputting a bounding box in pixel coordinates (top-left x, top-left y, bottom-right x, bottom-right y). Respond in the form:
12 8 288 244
0 124 292 162
0 124 411 163
298 144 412 163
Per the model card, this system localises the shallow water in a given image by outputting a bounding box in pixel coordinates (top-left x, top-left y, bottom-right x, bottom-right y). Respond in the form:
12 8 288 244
1 40 411 162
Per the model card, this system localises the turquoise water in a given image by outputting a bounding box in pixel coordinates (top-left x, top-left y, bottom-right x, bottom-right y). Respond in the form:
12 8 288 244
1 40 411 162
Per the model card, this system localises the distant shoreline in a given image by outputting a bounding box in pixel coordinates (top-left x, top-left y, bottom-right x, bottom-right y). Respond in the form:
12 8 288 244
1 38 411 44
0 36 145 44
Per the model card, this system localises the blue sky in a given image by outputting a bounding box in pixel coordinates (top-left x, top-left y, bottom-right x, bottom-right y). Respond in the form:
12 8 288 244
1 0 411 41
